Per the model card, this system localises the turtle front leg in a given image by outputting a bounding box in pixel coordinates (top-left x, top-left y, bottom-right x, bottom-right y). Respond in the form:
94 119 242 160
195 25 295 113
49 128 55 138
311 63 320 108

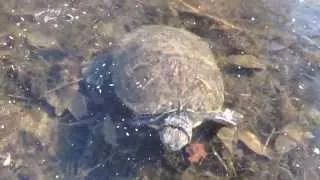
205 108 244 126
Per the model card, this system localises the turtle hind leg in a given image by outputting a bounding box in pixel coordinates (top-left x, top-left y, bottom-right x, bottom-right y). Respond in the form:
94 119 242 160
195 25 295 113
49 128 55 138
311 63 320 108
204 109 244 126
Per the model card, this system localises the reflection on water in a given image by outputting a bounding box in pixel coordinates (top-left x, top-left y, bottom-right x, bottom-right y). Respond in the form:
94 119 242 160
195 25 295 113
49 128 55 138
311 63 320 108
0 0 320 179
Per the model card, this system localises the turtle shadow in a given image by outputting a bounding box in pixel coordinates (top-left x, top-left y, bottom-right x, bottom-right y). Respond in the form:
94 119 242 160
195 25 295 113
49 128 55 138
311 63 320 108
52 52 167 179
54 96 165 179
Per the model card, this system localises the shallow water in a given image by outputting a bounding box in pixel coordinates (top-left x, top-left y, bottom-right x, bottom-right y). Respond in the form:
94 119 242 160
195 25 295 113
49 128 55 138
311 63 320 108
0 0 320 179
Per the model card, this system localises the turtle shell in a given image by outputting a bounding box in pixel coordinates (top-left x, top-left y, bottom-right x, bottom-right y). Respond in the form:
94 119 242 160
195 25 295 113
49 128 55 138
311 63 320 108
112 25 224 115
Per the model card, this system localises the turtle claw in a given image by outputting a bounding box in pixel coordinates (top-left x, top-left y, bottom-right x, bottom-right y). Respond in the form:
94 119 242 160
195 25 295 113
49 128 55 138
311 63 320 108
207 108 244 126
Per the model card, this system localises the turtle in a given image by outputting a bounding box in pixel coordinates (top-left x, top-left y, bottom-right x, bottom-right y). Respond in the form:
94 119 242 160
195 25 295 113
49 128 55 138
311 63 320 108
108 25 243 151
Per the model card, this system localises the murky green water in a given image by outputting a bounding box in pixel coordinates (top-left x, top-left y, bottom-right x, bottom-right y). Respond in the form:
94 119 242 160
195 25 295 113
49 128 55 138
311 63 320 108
0 0 320 179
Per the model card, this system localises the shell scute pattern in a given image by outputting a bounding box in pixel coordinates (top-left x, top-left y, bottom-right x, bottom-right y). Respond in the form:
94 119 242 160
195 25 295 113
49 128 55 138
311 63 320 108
112 25 224 115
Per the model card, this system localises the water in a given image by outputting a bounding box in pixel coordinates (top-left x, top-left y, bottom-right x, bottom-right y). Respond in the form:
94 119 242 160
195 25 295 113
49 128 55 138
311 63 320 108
0 0 320 179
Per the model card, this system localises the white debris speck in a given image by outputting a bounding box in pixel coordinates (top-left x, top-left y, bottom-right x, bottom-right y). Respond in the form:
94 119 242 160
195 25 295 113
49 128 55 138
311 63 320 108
75 16 79 20
43 16 57 23
135 128 139 132
3 153 11 166
20 17 25 22
108 83 115 87
123 126 127 130
295 163 300 168
64 3 69 7
16 22 21 26
313 147 320 155
121 118 125 122
98 88 102 94
108 42 113 46
237 74 241 78
2 42 7 46
95 43 100 46
53 24 58 28
0 124 4 129
55 175 60 179
125 132 130 136
251 17 255 21
11 9 15 13
65 14 74 21
115 172 119 176
291 18 296 23
116 125 120 129
149 133 152 137
82 11 87 15
298 83 304 89
299 0 304 2
8 36 14 40
23 28 27 32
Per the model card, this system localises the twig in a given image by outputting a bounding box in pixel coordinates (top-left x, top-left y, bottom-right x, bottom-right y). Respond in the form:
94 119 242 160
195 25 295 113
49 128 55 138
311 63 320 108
59 120 96 126
211 147 230 174
263 128 275 153
44 78 82 96
175 0 242 31
7 94 32 101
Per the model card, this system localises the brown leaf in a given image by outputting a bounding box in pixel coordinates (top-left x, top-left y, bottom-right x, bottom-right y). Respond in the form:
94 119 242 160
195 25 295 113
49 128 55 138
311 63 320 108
227 54 266 70
237 129 272 158
216 126 237 153
274 123 307 154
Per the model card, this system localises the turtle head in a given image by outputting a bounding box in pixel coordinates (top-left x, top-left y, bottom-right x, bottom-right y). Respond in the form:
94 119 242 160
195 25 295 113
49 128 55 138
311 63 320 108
159 114 193 151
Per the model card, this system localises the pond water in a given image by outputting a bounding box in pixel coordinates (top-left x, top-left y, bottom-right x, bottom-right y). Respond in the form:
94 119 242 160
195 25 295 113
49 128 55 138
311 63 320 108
0 0 320 179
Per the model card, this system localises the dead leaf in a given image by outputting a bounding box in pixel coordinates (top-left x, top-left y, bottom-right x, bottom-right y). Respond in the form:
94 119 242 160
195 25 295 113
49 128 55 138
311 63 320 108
26 31 59 49
274 123 307 154
274 135 297 154
227 54 266 70
282 123 305 142
216 126 237 153
237 129 272 159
